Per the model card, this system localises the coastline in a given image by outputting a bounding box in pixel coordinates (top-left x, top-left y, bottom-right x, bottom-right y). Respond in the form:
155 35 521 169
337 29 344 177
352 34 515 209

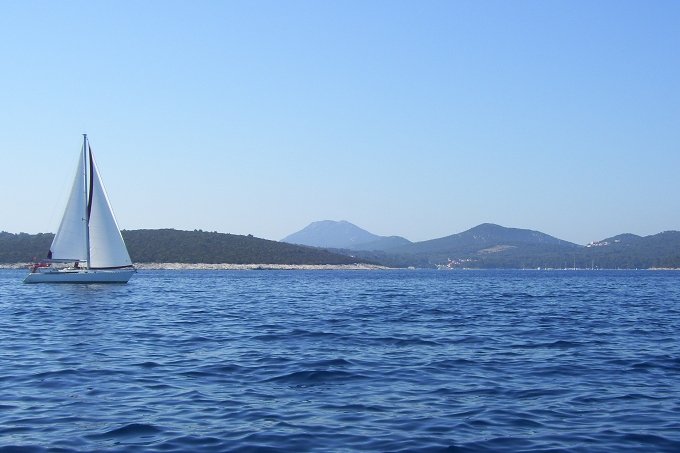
2 263 392 271
4 263 678 271
134 263 392 270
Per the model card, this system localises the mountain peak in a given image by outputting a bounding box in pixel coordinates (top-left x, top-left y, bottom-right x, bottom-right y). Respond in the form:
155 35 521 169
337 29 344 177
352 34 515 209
460 223 572 245
282 220 380 249
282 220 411 251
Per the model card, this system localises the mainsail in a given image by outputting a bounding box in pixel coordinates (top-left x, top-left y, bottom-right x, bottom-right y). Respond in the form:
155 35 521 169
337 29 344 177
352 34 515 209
48 139 132 268
49 151 88 262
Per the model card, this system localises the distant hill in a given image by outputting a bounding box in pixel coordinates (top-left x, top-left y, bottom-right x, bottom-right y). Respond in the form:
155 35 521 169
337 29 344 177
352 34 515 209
0 232 54 263
580 231 680 269
351 223 580 268
342 224 680 269
351 235 413 251
282 220 411 251
3 225 680 269
399 223 577 255
0 229 367 265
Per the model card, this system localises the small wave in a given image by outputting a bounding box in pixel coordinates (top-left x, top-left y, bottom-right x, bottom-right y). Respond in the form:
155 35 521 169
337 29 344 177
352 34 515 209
252 329 340 342
135 361 162 368
373 336 441 346
156 435 224 450
426 358 476 368
264 369 365 384
444 387 504 397
181 335 214 343
613 392 666 401
0 426 34 435
500 291 537 298
305 358 353 367
450 336 487 344
511 339 582 349
461 435 537 452
180 363 246 380
631 357 680 372
145 383 180 391
504 388 570 400
0 445 49 453
320 402 387 413
619 432 680 450
32 369 79 379
251 333 285 341
87 423 163 440
290 328 340 338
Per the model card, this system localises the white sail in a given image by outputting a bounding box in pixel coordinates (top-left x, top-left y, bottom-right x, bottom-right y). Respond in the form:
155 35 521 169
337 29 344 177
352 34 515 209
25 135 134 284
49 150 88 261
87 148 133 268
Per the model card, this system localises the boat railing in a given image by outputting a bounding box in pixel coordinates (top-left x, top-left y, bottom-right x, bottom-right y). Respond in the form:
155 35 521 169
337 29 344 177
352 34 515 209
29 259 85 273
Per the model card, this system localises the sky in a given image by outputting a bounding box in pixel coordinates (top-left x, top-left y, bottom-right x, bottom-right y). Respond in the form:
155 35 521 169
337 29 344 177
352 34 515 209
1 1 679 245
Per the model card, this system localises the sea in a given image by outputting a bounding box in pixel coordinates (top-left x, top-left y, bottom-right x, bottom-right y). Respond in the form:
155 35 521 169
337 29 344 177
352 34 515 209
1 268 679 452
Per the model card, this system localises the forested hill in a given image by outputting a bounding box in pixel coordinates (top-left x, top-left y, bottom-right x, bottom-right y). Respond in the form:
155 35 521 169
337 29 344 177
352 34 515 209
0 232 53 263
327 224 680 269
4 227 680 268
122 229 362 264
0 229 365 265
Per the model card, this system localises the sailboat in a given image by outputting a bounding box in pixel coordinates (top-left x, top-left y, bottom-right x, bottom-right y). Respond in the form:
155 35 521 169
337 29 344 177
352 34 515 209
24 135 135 283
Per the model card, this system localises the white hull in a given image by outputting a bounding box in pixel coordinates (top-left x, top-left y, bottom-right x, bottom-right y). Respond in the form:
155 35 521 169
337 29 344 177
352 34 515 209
24 268 135 284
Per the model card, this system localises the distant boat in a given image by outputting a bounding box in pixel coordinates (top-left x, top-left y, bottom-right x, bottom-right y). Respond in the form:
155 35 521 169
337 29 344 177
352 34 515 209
24 135 135 283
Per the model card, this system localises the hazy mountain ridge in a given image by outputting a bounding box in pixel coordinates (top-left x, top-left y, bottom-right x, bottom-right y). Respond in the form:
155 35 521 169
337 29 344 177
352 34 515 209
351 236 413 251
282 220 411 251
283 221 680 269
413 223 581 267
3 225 680 268
390 223 578 254
341 223 580 268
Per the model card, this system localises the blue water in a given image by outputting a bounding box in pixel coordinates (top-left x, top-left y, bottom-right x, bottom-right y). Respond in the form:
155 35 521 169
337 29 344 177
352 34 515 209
1 269 679 452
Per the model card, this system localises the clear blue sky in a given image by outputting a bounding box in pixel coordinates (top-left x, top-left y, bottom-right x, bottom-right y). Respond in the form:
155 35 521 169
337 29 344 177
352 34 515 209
2 1 678 245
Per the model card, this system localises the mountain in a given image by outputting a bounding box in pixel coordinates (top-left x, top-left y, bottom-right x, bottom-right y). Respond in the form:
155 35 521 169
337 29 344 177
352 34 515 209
282 220 411 251
401 223 577 255
350 224 680 269
351 235 413 251
275 221 680 268
581 231 680 269
0 229 369 265
353 223 580 268
4 225 680 269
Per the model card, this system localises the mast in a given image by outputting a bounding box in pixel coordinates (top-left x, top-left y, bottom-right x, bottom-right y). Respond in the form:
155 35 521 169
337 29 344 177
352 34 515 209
83 133 91 269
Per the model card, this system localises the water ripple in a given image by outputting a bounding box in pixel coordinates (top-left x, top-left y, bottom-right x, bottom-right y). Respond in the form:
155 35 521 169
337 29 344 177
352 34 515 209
1 269 679 452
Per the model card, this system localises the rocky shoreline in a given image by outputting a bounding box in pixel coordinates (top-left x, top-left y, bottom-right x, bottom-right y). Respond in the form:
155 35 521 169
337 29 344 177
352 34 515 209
2 263 391 271
135 263 391 270
4 263 678 271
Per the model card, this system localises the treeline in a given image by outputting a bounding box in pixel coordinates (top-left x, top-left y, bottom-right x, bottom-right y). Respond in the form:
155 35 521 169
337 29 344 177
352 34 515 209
334 231 680 269
122 229 363 265
574 232 680 269
3 228 680 268
0 229 367 265
0 232 53 262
